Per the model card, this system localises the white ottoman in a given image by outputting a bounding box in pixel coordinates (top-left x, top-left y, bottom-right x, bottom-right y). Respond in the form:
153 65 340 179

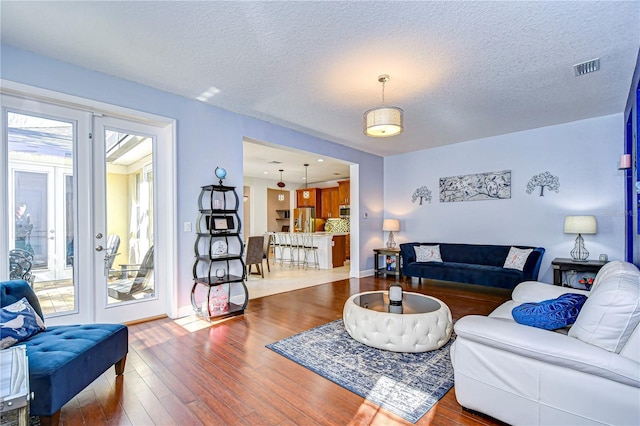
343 291 453 352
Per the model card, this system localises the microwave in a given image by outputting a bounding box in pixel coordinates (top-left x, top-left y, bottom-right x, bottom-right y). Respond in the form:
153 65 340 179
339 205 350 218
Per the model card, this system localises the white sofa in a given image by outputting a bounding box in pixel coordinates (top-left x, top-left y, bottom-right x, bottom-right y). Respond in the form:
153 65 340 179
450 260 640 425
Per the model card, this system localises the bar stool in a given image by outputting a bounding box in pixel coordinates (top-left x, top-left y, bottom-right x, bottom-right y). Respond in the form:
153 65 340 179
274 232 288 265
301 233 319 269
287 232 302 267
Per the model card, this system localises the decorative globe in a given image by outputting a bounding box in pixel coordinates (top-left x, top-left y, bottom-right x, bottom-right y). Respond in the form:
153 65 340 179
215 166 227 183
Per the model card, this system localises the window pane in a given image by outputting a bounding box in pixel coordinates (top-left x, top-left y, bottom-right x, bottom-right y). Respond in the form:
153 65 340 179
8 112 75 316
105 130 155 304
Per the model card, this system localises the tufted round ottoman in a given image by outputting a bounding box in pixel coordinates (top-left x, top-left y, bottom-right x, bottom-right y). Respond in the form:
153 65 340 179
343 291 452 352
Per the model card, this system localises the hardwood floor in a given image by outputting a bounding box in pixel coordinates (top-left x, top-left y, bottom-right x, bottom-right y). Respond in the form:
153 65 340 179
58 277 511 425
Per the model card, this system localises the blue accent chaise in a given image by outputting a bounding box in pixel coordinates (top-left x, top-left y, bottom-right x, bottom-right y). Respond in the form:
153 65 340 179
399 242 545 290
1 279 128 426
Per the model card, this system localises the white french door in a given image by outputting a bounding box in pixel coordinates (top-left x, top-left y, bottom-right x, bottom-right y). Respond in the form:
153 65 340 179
2 91 175 325
92 116 166 323
2 95 92 323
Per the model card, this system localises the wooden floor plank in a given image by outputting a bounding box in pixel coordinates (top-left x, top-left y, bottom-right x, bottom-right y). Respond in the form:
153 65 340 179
61 276 509 425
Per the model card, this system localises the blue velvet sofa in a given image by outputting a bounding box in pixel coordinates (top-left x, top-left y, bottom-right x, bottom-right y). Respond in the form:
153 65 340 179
1 280 128 426
399 243 545 290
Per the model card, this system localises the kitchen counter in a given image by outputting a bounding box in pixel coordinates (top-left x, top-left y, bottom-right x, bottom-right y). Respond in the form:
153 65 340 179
309 233 336 269
277 232 349 269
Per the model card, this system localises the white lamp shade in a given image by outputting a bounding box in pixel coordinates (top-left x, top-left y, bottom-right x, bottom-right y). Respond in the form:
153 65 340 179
382 219 400 232
564 215 597 234
364 107 404 137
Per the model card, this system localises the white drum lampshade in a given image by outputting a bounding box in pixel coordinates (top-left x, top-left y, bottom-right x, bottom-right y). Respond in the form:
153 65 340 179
364 106 404 137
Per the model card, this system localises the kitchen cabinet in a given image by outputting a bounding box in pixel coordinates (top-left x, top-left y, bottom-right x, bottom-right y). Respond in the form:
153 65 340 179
338 180 350 205
296 188 321 210
345 234 350 260
332 235 346 267
320 187 339 218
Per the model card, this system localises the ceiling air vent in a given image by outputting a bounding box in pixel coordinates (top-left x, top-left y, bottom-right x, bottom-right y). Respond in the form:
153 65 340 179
574 58 600 77
268 160 283 164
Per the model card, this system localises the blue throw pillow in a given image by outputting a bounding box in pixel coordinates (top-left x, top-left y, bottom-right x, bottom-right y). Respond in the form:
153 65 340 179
512 293 588 330
1 297 46 349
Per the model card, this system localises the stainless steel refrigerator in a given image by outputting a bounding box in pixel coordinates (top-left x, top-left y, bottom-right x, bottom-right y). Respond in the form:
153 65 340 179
293 207 316 232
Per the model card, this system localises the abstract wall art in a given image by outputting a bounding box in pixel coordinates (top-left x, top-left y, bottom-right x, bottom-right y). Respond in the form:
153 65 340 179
439 170 511 202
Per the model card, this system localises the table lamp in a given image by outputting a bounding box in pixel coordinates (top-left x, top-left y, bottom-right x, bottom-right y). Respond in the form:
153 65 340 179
383 219 400 249
564 215 597 261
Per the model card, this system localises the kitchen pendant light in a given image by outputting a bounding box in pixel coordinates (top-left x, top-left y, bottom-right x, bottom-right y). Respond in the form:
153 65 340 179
304 163 309 188
364 74 404 137
277 169 285 201
277 169 285 188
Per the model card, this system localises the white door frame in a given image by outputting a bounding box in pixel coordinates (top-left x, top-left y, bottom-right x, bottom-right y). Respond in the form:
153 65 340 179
1 81 178 323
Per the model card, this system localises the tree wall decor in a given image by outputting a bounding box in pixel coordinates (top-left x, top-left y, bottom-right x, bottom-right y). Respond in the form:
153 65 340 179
526 171 560 196
411 186 432 205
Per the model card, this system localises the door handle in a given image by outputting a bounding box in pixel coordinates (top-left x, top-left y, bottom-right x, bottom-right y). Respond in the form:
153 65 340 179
96 245 104 252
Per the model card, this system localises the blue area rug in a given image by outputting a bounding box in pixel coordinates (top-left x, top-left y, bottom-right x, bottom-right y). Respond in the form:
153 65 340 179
266 319 455 423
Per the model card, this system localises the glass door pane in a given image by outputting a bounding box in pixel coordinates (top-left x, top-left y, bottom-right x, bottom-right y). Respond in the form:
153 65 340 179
103 129 155 306
8 112 75 315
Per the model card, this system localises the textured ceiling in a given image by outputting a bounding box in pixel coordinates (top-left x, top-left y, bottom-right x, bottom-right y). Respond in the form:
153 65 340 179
1 1 639 159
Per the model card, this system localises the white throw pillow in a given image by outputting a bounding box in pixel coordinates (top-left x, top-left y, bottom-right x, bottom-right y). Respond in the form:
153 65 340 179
503 247 533 271
414 245 443 262
569 261 640 353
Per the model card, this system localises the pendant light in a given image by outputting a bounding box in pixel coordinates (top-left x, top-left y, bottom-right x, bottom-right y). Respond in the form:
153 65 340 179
277 169 285 201
364 74 404 137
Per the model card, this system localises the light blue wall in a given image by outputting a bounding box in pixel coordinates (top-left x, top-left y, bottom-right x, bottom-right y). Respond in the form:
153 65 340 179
1 45 384 310
384 114 625 283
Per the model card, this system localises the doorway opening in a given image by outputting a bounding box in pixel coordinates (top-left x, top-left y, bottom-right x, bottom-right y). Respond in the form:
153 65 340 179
242 138 357 298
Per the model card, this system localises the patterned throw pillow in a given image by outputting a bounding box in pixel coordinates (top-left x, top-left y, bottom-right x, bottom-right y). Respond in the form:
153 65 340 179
0 297 46 349
512 293 588 330
503 247 533 271
414 245 443 262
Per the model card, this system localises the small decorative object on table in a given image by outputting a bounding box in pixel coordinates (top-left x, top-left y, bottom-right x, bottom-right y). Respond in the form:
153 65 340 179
579 276 594 290
209 286 229 314
388 282 403 306
215 166 227 185
386 256 396 271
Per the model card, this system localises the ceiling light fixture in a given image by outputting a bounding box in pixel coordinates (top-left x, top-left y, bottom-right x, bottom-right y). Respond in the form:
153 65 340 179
304 163 309 188
277 169 285 201
364 74 403 137
277 169 286 188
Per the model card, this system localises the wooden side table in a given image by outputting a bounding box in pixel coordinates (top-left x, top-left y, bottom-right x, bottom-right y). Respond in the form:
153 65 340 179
551 257 607 286
374 248 402 279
